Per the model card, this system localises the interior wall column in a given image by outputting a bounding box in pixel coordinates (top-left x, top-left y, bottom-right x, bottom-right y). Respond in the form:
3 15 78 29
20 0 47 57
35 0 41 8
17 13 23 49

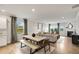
24 19 28 35
57 23 60 34
48 24 51 33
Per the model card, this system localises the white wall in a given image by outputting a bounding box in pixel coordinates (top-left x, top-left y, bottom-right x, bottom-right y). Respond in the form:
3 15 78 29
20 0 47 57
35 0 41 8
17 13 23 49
27 20 49 35
7 17 11 44
43 23 48 32
0 15 8 47
27 18 78 36
59 18 77 36
28 20 38 35
27 11 79 36
75 12 79 35
0 15 11 47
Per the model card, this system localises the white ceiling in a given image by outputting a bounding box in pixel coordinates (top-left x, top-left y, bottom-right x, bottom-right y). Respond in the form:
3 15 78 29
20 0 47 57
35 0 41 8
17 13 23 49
0 4 78 22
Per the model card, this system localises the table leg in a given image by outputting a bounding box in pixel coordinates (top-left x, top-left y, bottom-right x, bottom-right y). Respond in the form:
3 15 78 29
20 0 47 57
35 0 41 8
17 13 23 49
21 43 22 48
49 43 50 52
30 48 32 54
44 46 46 54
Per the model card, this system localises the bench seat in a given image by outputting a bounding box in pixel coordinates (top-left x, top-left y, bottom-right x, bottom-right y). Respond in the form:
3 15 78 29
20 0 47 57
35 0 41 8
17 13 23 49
20 40 40 50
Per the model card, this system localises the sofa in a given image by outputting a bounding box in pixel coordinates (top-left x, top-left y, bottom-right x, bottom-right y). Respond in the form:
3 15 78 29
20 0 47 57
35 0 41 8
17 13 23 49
37 32 60 43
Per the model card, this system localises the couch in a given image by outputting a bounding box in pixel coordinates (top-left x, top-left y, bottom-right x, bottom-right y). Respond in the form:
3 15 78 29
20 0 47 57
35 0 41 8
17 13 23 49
37 32 60 43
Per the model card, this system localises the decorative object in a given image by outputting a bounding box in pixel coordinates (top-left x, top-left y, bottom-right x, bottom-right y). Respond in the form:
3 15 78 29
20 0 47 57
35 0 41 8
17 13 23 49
66 23 73 29
32 33 36 37
68 23 73 29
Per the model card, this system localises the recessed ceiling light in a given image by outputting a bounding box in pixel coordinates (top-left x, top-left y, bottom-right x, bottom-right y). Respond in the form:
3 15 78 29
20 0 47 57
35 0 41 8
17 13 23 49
1 9 6 12
32 8 35 12
62 17 64 19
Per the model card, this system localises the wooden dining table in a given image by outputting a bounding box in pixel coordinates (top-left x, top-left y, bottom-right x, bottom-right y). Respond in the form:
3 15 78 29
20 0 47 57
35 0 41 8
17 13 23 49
23 35 47 42
22 35 50 54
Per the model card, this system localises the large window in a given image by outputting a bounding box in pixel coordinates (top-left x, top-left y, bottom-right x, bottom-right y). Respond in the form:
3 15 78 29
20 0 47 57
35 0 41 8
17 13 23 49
16 18 24 40
49 23 58 33
48 23 60 34
16 18 24 34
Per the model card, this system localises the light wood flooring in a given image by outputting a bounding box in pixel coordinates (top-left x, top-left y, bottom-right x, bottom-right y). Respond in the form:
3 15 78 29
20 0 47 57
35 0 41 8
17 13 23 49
0 36 79 54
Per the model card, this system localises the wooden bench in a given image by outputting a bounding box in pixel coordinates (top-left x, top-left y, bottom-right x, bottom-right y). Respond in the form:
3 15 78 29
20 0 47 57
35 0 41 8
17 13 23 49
20 40 40 54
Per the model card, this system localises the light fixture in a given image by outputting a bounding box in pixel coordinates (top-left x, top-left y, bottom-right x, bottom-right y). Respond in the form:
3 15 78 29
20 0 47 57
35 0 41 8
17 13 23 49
1 9 6 12
62 17 64 19
32 8 35 12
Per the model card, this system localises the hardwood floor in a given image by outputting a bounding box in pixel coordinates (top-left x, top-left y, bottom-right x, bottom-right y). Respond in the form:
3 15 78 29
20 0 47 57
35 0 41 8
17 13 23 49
53 36 79 54
0 36 79 54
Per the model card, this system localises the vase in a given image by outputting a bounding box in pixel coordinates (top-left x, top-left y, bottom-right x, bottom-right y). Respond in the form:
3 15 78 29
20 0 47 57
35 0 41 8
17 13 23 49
32 33 35 37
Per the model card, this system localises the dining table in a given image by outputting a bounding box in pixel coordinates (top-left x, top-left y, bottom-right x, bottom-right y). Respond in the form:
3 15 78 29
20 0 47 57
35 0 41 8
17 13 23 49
22 35 50 54
23 35 48 42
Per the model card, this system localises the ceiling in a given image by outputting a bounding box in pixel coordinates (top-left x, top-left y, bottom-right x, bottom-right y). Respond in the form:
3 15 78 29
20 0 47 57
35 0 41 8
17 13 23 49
0 4 78 22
